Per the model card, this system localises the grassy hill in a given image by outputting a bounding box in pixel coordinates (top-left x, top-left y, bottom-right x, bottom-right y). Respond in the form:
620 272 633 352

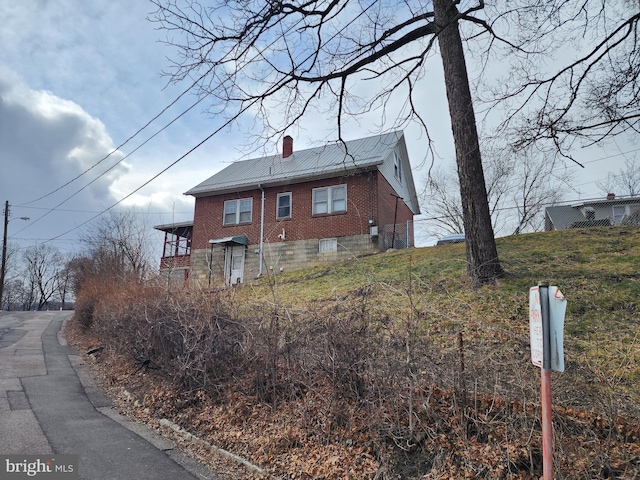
70 226 640 479
245 225 640 406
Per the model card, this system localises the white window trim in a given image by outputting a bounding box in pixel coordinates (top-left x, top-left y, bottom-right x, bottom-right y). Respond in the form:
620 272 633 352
319 238 338 252
276 192 292 219
312 184 347 215
223 198 252 225
613 204 640 224
613 205 626 224
393 151 403 182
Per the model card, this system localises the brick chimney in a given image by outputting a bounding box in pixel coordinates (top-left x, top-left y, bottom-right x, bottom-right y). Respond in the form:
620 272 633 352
283 135 293 158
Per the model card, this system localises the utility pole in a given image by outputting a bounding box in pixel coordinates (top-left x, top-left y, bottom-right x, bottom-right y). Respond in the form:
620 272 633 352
0 201 29 310
0 200 9 309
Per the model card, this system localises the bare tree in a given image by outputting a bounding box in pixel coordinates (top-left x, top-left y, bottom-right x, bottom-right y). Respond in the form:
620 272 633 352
56 255 74 310
23 244 65 311
482 2 640 161
421 168 465 235
150 0 506 285
422 145 573 237
422 157 511 238
596 157 640 196
510 148 573 234
3 279 25 311
78 210 153 284
0 243 21 310
433 0 503 283
66 255 97 298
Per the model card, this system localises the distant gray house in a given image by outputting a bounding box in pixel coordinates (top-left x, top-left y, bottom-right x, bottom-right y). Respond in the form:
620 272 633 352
545 194 640 231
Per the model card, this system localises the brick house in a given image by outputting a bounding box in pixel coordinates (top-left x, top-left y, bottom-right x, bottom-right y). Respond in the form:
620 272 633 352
156 131 420 288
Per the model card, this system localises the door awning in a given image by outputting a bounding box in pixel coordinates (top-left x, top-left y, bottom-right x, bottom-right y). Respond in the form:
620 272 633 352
208 235 249 246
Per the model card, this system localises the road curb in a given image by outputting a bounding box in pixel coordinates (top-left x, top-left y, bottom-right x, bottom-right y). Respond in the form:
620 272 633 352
158 418 273 478
62 319 220 480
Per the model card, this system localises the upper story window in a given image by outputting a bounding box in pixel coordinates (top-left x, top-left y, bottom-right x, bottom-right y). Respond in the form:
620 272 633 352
277 192 292 219
224 198 252 225
393 151 403 182
312 184 346 215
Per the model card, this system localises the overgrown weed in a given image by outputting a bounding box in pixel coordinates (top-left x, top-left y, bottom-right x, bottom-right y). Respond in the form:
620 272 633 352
70 227 640 478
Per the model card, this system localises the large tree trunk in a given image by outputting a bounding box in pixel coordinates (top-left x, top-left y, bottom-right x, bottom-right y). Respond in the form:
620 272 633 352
434 0 504 286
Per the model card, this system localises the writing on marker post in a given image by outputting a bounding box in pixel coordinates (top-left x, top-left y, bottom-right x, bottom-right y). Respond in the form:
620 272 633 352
529 282 567 480
529 284 566 371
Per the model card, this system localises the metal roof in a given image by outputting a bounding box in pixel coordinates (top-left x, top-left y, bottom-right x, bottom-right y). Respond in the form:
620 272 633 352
436 233 465 245
154 220 193 230
209 235 249 246
544 206 585 230
154 221 193 236
185 131 403 197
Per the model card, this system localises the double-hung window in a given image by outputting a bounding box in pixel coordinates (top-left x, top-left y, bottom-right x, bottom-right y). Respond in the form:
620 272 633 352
393 151 403 182
312 184 346 215
613 205 626 224
612 204 640 224
277 193 292 219
223 198 252 225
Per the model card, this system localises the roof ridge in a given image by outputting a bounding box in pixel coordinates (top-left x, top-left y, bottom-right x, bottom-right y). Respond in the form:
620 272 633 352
185 130 404 197
230 130 403 165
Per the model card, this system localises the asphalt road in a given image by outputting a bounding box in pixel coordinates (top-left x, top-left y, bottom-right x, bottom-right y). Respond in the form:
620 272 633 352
0 311 218 480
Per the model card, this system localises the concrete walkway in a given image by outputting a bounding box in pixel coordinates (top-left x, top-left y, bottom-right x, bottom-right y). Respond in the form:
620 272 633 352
1 311 218 480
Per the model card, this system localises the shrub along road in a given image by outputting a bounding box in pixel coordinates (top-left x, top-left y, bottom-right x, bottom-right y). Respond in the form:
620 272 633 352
0 311 217 480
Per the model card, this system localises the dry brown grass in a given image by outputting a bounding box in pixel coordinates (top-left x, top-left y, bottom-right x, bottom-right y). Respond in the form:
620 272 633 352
67 227 640 479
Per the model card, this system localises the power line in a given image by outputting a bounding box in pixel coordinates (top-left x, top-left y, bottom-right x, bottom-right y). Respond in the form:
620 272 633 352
14 11 373 244
577 146 640 166
17 69 213 207
42 97 261 245
14 205 193 215
11 96 204 237
13 8 317 235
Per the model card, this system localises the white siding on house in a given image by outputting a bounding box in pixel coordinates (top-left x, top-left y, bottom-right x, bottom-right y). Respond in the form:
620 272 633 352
377 140 420 215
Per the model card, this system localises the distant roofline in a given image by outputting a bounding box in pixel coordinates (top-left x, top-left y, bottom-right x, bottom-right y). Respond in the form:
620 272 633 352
568 194 640 208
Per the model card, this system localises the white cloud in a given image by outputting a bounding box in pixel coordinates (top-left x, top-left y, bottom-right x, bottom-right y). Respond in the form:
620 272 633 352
0 70 132 246
1 70 127 182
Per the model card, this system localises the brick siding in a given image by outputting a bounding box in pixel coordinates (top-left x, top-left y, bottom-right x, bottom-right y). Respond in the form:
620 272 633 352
159 255 191 269
178 170 414 287
192 171 385 249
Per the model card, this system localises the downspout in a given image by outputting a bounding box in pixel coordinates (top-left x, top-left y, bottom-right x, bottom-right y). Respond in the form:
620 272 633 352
258 185 265 277
368 171 374 224
208 243 213 287
391 193 402 249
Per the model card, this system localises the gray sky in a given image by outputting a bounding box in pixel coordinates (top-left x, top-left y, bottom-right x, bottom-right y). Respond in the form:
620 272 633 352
0 1 633 254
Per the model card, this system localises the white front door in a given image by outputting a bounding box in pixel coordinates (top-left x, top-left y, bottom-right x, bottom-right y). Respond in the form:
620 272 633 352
225 245 245 286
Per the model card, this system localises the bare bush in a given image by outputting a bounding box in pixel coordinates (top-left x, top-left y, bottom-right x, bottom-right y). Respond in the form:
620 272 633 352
89 286 253 399
72 275 640 479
